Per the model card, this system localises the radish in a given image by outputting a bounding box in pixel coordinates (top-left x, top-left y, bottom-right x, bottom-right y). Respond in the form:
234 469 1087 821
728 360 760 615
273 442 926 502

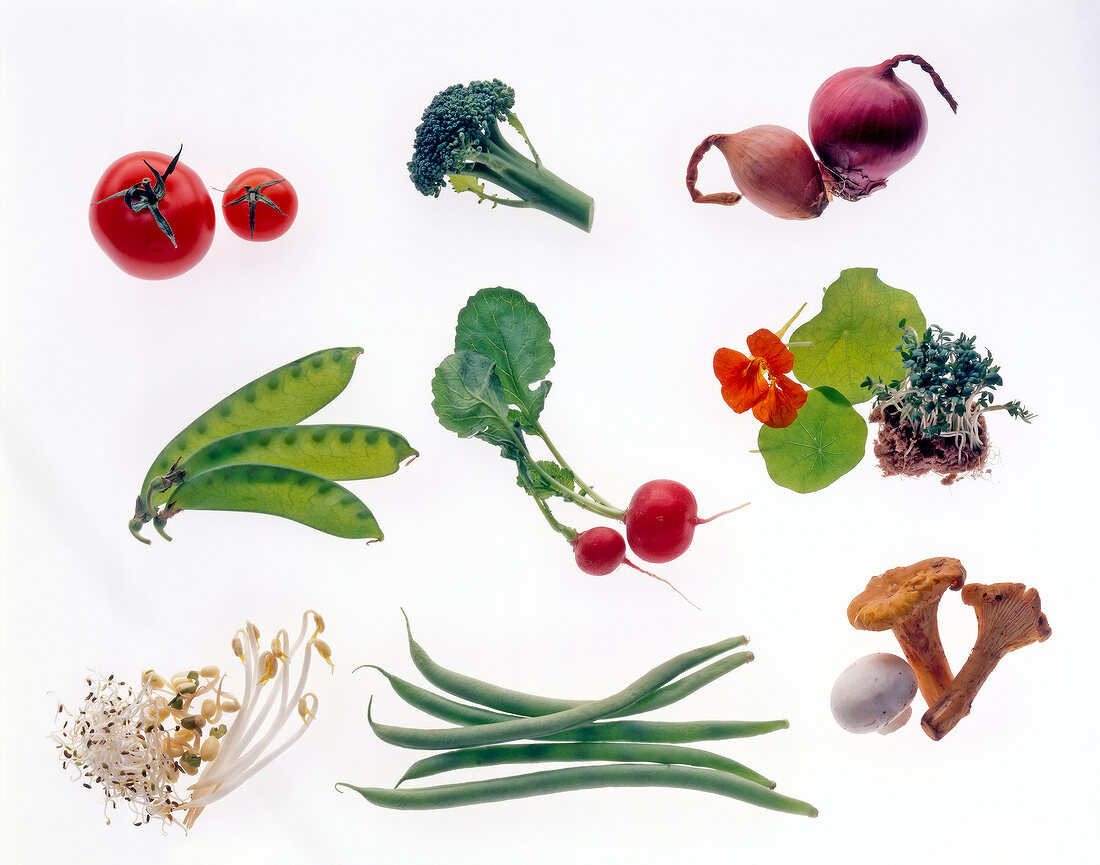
572 526 699 608
434 289 747 595
623 480 746 564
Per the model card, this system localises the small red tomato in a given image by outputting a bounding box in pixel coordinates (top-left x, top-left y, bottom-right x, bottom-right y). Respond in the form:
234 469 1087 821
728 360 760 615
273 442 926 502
220 168 298 241
89 146 216 280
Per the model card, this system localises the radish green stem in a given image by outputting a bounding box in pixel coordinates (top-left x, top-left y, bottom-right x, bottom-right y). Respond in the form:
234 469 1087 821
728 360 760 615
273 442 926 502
532 421 618 510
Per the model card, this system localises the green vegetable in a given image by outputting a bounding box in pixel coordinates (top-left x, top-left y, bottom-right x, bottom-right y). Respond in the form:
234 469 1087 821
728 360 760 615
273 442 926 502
757 387 867 493
408 79 594 231
789 268 926 404
455 287 554 427
397 742 777 789
139 347 362 509
863 324 1034 451
163 464 382 541
130 347 415 543
176 424 418 481
339 764 818 816
400 610 750 718
365 634 750 750
348 615 816 817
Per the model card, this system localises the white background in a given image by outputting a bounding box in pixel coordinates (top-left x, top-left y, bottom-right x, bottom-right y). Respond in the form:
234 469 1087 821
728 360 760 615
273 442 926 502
2 0 1097 862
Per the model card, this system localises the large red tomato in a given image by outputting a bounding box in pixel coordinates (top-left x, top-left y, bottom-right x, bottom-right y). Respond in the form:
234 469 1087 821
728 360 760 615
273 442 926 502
220 168 298 241
89 147 215 280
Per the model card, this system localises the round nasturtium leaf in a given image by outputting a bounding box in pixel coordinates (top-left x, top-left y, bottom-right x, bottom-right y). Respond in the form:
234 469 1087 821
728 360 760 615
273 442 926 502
789 268 925 404
758 387 867 493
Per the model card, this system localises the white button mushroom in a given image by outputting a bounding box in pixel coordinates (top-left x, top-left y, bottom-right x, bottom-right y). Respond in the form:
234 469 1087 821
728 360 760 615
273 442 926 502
831 653 918 734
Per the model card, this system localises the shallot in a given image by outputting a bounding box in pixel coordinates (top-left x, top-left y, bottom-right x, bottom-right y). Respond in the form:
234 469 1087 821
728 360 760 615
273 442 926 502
685 125 829 220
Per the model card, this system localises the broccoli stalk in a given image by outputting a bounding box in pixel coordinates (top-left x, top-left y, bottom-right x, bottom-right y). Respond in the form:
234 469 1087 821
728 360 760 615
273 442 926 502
408 79 594 232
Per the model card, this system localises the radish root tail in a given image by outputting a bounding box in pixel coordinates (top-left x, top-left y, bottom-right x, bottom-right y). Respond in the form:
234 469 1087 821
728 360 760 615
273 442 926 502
696 501 750 525
623 558 701 610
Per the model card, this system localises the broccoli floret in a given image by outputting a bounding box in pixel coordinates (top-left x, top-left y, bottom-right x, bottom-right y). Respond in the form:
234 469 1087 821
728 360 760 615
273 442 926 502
408 79 594 232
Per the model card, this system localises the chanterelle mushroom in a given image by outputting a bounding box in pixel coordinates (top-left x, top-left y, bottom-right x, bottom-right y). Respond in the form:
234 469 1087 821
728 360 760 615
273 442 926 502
847 557 966 706
921 582 1051 740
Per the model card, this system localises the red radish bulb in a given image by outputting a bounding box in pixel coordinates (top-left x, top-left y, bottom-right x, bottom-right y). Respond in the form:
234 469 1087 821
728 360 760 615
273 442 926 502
573 526 628 576
623 480 746 564
809 54 958 201
686 125 829 220
572 526 700 608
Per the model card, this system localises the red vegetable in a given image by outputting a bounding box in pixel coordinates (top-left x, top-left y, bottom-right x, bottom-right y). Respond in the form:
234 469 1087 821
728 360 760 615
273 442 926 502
623 480 745 564
89 146 215 280
221 168 299 241
686 125 829 220
573 526 630 576
809 55 958 201
572 526 699 607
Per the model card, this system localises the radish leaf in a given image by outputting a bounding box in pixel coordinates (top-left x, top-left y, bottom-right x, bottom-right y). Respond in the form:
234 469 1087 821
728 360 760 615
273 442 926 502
758 387 867 493
431 351 516 442
455 287 554 427
789 268 925 404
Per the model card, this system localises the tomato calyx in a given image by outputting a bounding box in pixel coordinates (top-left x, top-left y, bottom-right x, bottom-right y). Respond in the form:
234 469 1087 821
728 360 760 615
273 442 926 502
91 145 184 248
220 179 288 238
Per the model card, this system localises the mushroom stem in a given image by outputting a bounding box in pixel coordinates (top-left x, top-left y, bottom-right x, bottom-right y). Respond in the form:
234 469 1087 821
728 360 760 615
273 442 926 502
892 608 956 707
921 582 1051 741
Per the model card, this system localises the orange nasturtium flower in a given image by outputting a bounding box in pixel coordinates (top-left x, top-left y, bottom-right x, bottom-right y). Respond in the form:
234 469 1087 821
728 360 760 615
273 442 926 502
714 328 808 428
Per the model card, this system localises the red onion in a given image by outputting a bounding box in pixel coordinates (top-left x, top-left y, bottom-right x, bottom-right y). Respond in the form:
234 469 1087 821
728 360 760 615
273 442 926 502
809 54 957 201
685 124 829 220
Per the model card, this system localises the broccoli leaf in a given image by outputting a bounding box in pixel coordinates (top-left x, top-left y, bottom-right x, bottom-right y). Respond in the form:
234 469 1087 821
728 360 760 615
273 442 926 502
430 350 516 442
789 268 925 404
757 387 867 493
455 288 554 429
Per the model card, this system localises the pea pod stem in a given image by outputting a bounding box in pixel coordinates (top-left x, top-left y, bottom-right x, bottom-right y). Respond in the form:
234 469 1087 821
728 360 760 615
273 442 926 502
402 610 748 717
364 633 753 750
397 742 777 789
338 764 818 817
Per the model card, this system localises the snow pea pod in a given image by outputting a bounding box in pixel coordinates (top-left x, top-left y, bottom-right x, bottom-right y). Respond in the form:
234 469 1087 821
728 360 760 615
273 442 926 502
140 347 363 509
398 742 777 788
363 634 750 751
166 463 382 540
338 764 819 816
177 424 417 481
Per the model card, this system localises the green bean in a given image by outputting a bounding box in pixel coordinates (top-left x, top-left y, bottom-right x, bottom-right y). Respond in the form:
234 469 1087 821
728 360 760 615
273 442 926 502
166 464 382 540
365 665 783 745
139 347 362 510
177 424 417 481
403 610 749 717
543 717 789 743
360 665 508 726
363 634 751 751
397 742 777 788
604 651 754 719
338 764 818 816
